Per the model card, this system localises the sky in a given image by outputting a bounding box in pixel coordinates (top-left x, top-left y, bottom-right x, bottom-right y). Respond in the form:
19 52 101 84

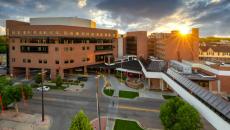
0 0 230 37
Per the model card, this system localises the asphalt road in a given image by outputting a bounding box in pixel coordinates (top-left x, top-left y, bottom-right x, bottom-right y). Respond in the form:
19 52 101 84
17 75 215 130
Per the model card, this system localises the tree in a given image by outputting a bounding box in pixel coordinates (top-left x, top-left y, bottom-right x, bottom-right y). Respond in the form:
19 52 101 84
55 75 63 88
35 73 42 84
69 110 93 130
160 97 203 130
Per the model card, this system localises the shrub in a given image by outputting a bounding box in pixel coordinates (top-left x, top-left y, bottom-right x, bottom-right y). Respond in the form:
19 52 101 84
55 75 63 88
69 110 93 130
160 97 203 130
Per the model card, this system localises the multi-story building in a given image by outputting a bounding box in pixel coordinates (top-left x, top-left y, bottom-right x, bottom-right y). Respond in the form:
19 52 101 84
123 31 148 59
148 28 199 61
6 17 118 79
199 42 230 63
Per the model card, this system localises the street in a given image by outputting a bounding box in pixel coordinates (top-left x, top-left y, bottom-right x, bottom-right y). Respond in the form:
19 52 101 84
17 75 215 130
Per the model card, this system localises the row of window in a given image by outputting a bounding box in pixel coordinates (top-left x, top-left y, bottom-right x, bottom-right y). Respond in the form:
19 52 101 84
10 30 116 37
200 52 230 56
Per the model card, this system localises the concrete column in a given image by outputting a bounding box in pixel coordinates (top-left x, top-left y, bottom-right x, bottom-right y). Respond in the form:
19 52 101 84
160 79 164 91
148 78 151 89
25 68 30 80
209 81 212 92
217 80 221 94
59 69 64 79
51 69 57 80
84 66 87 75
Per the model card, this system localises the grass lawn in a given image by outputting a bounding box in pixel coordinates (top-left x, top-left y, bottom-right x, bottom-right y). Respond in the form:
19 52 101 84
103 88 114 96
114 119 144 130
163 95 176 99
119 90 139 99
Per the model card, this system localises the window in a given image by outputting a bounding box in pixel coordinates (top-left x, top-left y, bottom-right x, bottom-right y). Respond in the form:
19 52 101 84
75 32 79 35
12 46 15 50
87 58 90 61
55 60 59 64
55 31 59 35
82 46 85 50
70 47 73 51
23 59 26 63
64 47 68 51
87 46 89 50
55 47 59 51
64 60 69 64
39 60 42 64
33 31 37 34
12 58 15 62
70 59 74 63
43 60 47 64
27 59 31 63
82 58 86 62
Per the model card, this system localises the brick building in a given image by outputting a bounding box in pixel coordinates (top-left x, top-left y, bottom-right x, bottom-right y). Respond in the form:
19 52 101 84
6 17 118 79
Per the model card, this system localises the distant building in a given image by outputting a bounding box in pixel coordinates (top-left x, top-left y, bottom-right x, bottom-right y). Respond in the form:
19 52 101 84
148 28 200 61
6 17 118 79
123 31 148 59
199 42 230 63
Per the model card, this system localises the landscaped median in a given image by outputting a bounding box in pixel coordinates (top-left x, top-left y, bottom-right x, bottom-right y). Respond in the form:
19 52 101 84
119 90 139 99
103 88 114 96
114 119 144 130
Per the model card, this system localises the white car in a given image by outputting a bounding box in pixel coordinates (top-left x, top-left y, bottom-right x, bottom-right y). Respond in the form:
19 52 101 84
37 86 50 92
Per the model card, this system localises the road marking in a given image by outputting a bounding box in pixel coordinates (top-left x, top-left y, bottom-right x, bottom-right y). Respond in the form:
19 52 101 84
32 96 88 105
118 105 160 113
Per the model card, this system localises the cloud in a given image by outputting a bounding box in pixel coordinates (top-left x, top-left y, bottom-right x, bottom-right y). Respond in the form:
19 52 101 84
96 0 182 22
35 2 48 12
77 0 87 8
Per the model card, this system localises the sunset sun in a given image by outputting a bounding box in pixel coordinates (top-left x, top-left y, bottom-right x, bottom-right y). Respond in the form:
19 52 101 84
178 25 190 35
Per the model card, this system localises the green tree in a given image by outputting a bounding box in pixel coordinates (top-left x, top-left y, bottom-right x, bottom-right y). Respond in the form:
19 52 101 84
69 110 93 130
55 75 63 88
35 73 42 84
160 97 203 130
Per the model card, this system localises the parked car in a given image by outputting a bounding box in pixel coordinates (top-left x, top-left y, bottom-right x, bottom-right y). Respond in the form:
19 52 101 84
78 76 88 81
37 86 50 91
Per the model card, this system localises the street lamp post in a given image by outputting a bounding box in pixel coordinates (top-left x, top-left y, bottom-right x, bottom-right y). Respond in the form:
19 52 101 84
95 75 101 130
39 70 47 122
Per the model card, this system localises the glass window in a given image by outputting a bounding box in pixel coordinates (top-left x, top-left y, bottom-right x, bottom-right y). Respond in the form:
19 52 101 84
39 59 42 64
70 59 74 63
75 32 79 35
55 60 59 64
23 59 26 63
64 60 69 64
27 59 31 63
43 60 47 64
12 46 15 50
82 46 85 50
55 47 59 51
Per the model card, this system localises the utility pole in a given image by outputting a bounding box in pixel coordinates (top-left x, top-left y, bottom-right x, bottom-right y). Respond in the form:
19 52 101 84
39 70 46 122
95 75 101 130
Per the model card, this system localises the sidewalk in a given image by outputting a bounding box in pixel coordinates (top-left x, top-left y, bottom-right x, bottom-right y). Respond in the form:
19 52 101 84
108 76 175 100
0 111 52 130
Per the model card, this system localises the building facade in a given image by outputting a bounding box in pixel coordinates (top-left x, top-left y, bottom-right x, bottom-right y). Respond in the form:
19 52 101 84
199 42 230 63
148 28 199 61
124 31 148 59
6 18 118 79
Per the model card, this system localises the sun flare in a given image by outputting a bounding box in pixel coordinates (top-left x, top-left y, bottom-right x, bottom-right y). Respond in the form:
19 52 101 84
178 25 190 35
